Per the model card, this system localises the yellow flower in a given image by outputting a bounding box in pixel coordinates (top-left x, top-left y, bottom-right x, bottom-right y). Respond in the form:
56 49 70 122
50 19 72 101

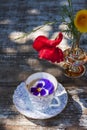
74 9 87 33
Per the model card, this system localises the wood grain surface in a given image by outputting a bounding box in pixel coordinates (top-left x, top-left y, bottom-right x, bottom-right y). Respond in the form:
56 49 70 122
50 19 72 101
0 0 87 130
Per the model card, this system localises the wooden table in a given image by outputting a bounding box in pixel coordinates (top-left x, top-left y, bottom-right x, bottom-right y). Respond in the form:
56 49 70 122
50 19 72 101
0 53 87 130
0 0 87 130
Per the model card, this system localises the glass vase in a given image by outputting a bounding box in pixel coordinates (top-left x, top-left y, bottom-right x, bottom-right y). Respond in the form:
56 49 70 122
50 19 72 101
63 36 87 78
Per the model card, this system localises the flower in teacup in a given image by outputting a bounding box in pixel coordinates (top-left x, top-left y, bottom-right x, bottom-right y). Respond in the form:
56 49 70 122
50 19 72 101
33 32 64 63
30 79 54 96
74 9 87 33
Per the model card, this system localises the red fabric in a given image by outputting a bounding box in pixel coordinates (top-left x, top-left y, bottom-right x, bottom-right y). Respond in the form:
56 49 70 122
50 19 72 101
33 32 64 63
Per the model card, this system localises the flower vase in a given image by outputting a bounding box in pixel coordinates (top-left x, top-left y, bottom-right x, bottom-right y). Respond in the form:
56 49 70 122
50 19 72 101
63 36 87 78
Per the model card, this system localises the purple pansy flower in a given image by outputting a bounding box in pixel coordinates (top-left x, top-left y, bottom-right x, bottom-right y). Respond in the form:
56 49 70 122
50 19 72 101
30 79 54 96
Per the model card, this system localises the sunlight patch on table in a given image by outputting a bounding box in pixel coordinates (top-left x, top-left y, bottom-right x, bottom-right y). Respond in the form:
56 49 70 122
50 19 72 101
17 45 32 52
9 25 52 44
3 47 17 53
0 19 12 24
27 9 40 15
9 31 27 44
60 0 68 6
27 25 53 40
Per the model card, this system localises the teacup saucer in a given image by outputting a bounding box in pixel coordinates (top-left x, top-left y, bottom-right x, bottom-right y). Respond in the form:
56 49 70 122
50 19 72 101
13 82 68 119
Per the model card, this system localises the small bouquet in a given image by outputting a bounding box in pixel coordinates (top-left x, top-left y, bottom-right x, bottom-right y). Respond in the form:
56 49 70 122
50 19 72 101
33 0 87 63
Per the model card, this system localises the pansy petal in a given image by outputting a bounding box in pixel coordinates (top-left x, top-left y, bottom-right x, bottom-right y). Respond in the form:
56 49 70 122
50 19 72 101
40 89 46 96
41 79 54 90
30 87 36 92
39 47 64 63
30 87 39 96
36 83 43 88
33 91 39 96
33 33 63 51
49 87 54 95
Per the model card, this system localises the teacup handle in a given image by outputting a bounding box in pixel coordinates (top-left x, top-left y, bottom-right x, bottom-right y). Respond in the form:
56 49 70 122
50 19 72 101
50 96 60 108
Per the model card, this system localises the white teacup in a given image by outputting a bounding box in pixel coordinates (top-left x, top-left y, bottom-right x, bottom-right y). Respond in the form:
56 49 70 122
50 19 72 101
25 72 58 111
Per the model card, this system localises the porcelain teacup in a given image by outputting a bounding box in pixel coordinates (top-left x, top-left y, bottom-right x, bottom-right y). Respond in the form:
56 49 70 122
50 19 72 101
25 72 58 111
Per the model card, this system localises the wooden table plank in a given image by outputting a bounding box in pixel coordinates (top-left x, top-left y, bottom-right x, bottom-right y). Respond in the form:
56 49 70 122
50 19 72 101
0 0 87 129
